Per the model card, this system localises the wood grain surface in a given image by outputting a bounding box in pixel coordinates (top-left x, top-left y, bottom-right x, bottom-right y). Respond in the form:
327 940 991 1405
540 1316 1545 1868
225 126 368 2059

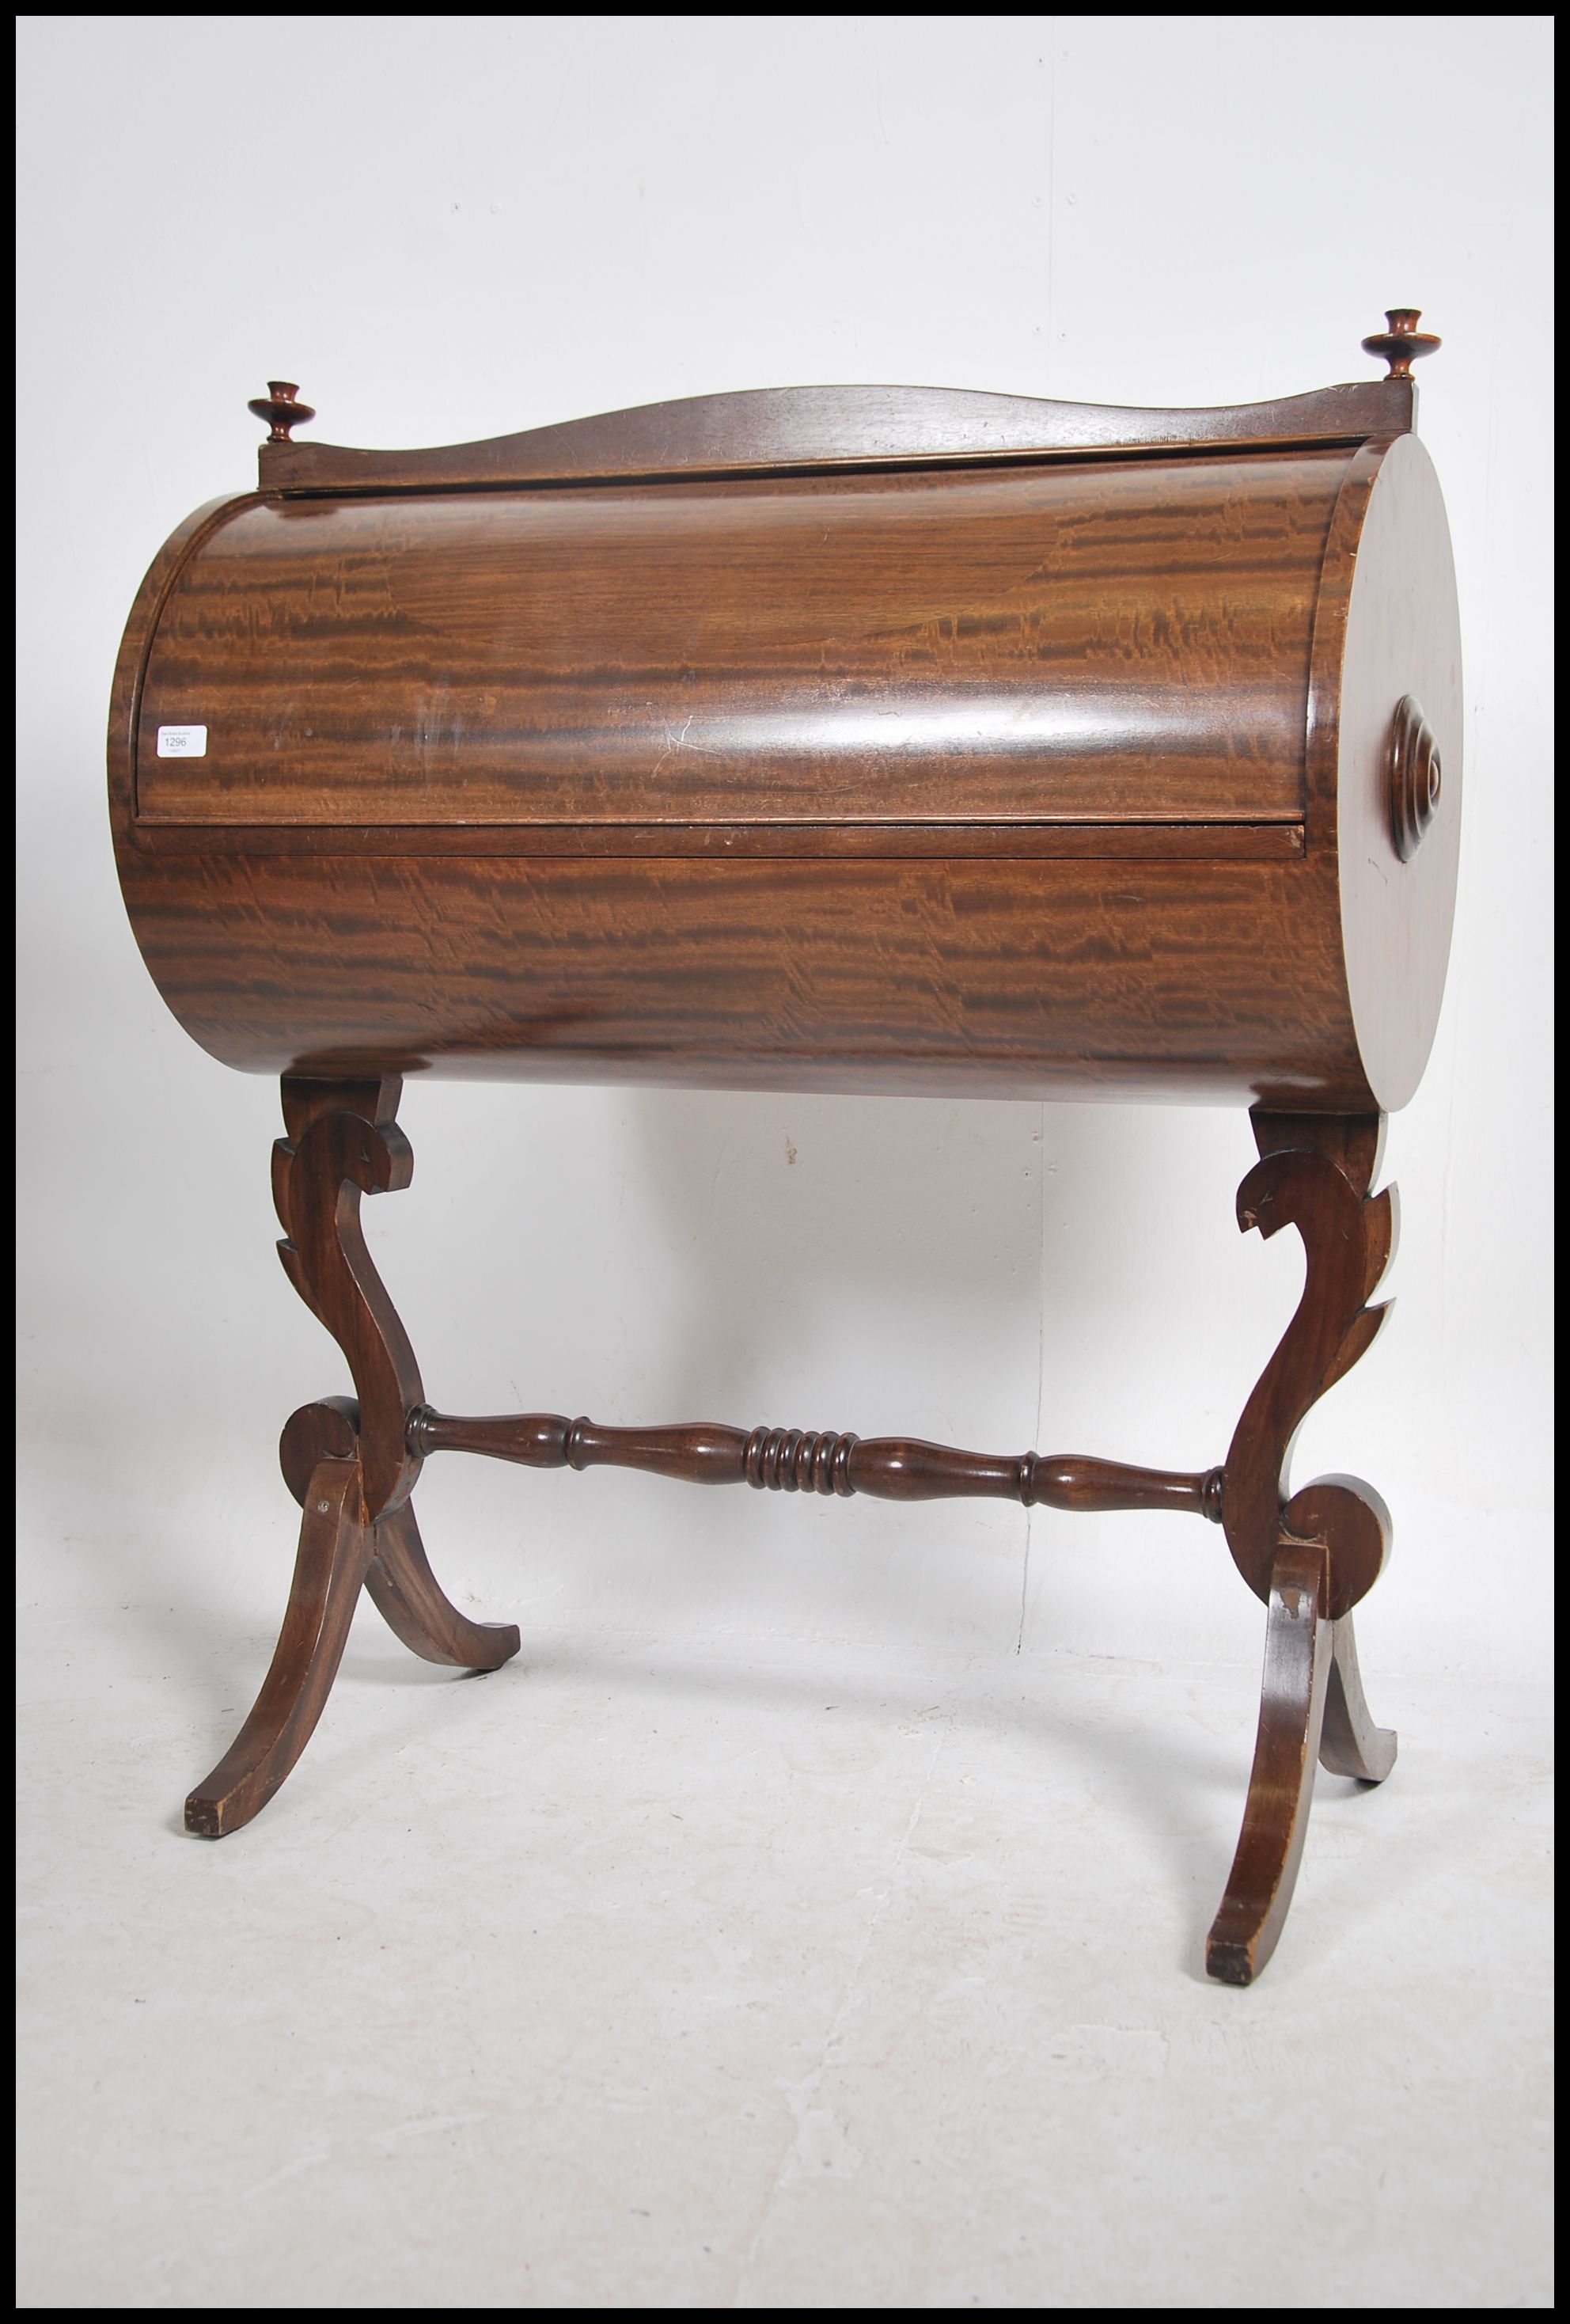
136 453 1351 831
115 848 1363 1102
109 381 1460 1113
127 818 1305 862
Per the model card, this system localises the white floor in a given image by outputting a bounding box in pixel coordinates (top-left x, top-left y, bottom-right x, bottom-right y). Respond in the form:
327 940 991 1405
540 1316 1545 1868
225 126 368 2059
17 1582 1553 2308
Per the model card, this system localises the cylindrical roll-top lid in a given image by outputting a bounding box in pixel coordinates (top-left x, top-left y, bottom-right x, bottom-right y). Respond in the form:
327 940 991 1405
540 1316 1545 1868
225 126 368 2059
112 374 1463 1111
135 450 1355 835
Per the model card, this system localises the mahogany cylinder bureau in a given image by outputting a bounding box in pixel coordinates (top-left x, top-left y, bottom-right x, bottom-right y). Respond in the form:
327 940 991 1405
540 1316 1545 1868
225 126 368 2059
111 314 1462 1982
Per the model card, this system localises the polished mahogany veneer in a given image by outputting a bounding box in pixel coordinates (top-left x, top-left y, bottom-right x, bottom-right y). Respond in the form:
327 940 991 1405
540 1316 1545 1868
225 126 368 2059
111 316 1463 1984
112 353 1460 1112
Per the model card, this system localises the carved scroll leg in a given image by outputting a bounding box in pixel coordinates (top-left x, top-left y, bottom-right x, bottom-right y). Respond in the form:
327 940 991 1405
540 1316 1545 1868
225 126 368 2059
1319 1613 1397 1782
365 1500 521 1671
184 1458 376 1839
1206 1545 1333 1986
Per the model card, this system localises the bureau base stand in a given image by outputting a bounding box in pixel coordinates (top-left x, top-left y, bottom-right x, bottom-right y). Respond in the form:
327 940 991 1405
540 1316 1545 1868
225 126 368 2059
185 1077 1400 1984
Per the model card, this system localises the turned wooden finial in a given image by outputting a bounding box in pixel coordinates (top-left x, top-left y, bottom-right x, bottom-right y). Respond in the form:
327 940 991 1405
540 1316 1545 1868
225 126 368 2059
247 381 317 443
1360 309 1441 381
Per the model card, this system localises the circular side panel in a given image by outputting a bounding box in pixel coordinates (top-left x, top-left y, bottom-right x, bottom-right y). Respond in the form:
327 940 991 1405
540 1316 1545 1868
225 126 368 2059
1336 434 1463 1111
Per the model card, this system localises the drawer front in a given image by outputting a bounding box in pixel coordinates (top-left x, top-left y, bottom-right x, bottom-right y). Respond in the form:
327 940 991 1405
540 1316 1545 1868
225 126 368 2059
135 450 1350 831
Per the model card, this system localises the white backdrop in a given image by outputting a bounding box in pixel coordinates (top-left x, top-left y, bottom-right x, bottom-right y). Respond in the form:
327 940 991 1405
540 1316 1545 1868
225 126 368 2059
17 15 1553 1690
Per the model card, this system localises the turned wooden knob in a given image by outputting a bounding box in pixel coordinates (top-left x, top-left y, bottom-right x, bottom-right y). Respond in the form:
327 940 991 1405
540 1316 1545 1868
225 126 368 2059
1389 694 1442 860
247 381 317 443
1360 309 1441 381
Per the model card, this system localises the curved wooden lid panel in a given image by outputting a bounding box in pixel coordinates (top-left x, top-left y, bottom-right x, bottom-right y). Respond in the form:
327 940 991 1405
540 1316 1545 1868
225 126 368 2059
135 450 1353 833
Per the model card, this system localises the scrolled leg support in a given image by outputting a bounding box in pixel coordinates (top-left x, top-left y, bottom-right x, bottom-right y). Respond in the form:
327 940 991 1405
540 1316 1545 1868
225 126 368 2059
1320 1616 1397 1784
187 1081 1405 1994
186 1455 376 1837
1205 1544 1334 1984
1204 1111 1401 1980
186 1080 519 1839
